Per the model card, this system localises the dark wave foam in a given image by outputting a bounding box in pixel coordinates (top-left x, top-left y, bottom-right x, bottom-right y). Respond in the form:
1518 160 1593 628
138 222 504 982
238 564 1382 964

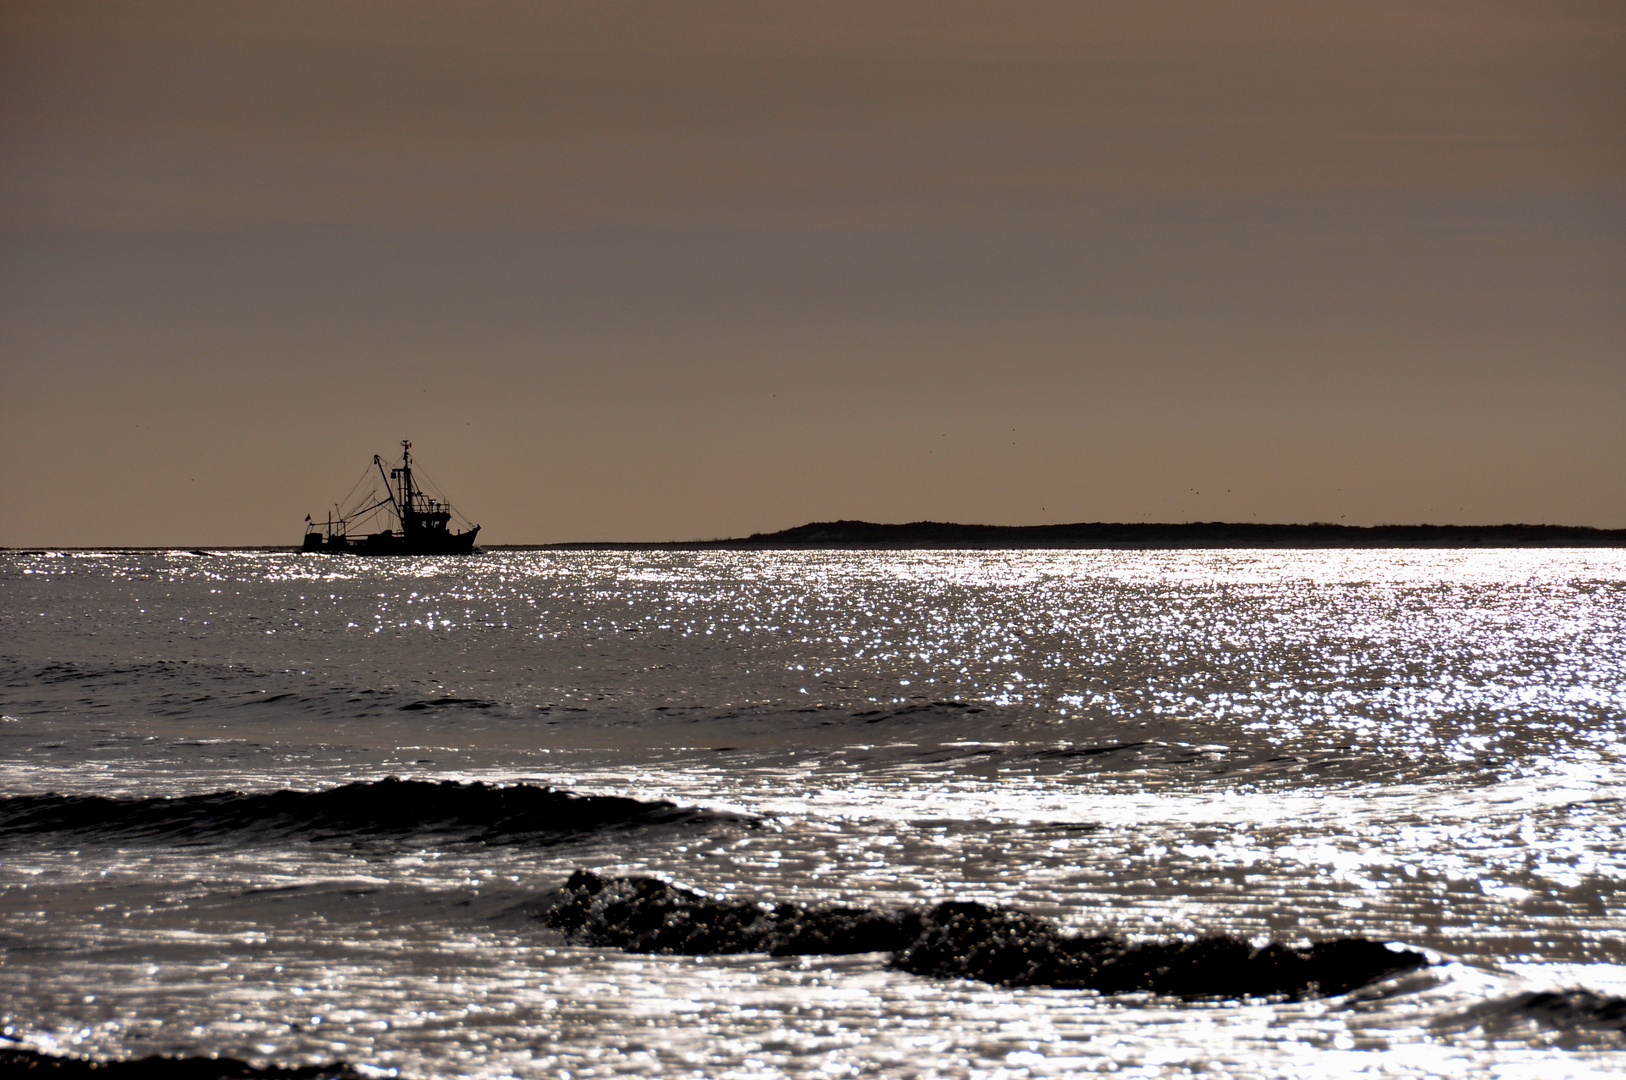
0 1046 357 1078
0 779 750 847
398 697 496 711
527 871 1428 998
1432 988 1626 1045
1513 989 1626 1030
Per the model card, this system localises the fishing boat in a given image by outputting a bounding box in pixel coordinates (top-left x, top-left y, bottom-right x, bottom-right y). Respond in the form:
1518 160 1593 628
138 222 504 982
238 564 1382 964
302 441 481 555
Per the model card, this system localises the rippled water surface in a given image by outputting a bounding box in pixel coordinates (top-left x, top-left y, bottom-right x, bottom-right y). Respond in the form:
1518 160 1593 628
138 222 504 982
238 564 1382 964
3 549 1625 1077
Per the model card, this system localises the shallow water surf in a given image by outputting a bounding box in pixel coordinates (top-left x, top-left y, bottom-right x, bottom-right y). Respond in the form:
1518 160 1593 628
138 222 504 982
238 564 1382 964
2 548 1624 1076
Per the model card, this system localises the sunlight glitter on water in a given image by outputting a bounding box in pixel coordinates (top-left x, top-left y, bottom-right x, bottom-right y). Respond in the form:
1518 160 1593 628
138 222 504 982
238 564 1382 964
4 548 1626 1076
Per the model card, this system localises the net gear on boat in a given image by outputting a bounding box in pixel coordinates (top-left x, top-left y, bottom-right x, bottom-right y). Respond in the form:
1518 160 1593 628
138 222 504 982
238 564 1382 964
302 441 481 555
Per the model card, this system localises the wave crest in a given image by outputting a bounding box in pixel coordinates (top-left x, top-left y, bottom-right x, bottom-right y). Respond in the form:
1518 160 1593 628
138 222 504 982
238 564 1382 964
0 779 750 846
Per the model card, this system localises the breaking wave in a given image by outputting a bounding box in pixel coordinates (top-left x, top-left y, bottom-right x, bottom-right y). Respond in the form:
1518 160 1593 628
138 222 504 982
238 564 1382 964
0 779 750 847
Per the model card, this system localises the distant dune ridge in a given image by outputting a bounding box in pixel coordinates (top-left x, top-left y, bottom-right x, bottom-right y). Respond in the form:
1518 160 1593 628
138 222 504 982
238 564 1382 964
526 520 1626 551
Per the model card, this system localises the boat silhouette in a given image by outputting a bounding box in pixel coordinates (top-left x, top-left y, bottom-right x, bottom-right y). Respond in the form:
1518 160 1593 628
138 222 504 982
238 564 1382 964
303 441 481 555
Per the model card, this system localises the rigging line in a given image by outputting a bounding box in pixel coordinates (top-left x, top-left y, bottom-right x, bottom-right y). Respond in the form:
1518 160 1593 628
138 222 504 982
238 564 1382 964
408 461 476 528
339 489 385 519
410 461 446 501
347 498 393 518
334 466 376 519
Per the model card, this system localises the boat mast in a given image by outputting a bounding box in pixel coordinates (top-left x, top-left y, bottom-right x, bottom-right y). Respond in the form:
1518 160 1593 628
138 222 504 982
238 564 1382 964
397 440 414 528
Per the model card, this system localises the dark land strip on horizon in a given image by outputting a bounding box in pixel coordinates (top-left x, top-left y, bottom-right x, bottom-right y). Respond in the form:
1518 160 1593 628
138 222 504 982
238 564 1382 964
509 520 1626 550
14 521 1626 553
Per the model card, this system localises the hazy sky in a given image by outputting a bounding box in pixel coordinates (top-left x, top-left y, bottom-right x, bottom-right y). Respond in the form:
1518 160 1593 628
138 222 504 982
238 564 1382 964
2 1 1622 545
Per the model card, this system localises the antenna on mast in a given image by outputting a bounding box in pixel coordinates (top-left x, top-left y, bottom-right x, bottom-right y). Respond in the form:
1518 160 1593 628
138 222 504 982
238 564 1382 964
395 439 416 531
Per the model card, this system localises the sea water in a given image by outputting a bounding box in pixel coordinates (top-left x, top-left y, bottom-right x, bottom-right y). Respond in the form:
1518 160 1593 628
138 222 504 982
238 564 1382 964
1 548 1623 1077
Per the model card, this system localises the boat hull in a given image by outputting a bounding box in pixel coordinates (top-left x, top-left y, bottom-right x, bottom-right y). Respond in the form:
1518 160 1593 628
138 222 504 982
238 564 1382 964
303 525 480 556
